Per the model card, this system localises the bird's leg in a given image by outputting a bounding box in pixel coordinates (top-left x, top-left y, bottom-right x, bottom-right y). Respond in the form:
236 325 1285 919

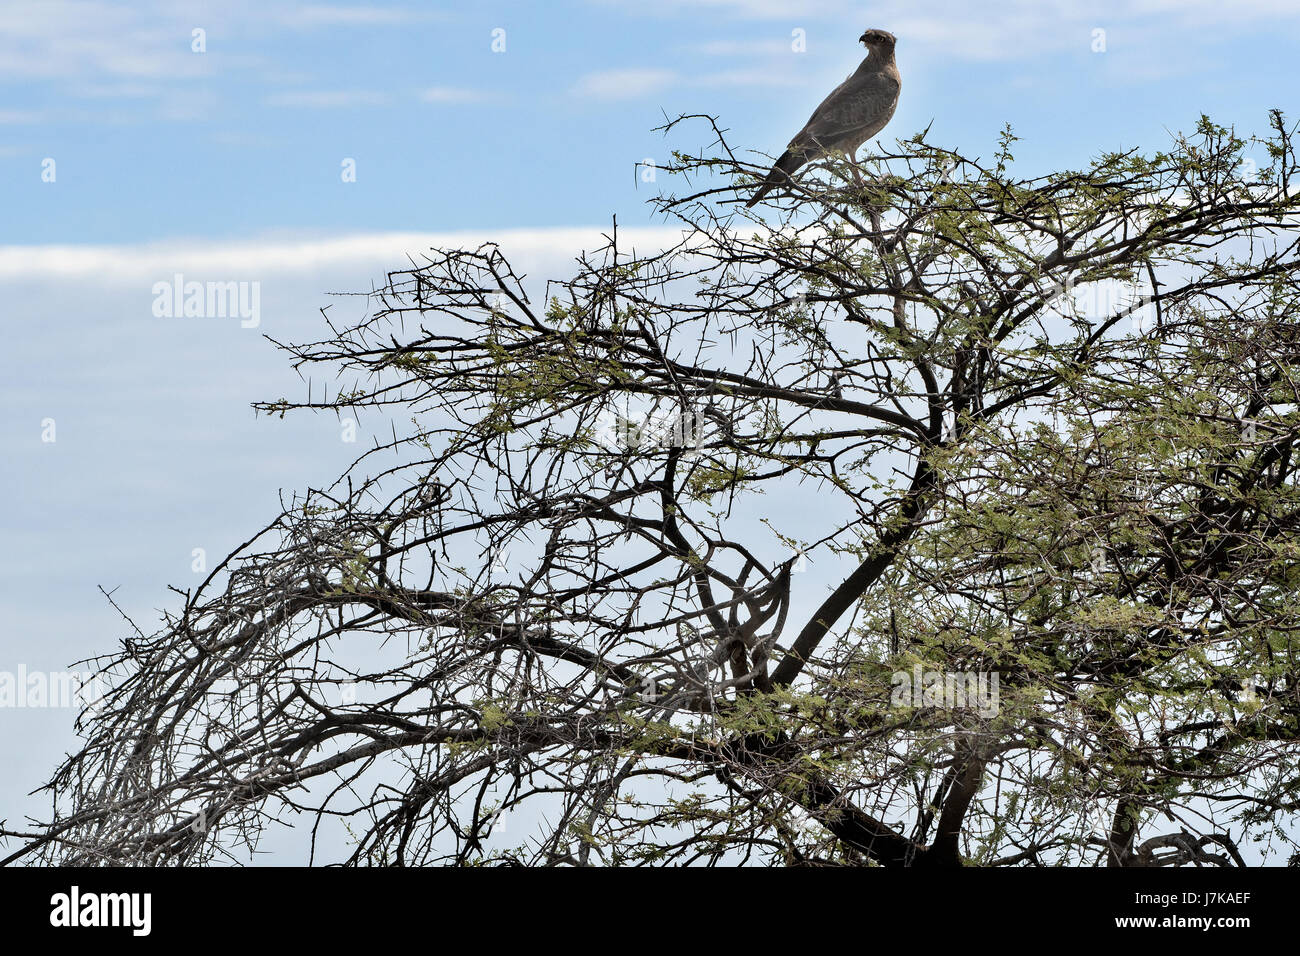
848 149 888 225
847 150 865 188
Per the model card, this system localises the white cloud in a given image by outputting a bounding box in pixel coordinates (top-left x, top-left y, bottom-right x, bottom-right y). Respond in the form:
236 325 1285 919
0 1 438 83
0 1 215 80
419 86 488 104
593 0 838 18
572 65 807 101
631 0 1300 24
286 4 442 27
692 38 793 56
697 69 808 88
265 90 389 108
0 228 690 283
68 82 163 99
572 69 678 101
596 0 1300 63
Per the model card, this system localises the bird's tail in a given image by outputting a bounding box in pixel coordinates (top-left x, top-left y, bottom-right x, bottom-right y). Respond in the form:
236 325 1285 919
745 149 805 208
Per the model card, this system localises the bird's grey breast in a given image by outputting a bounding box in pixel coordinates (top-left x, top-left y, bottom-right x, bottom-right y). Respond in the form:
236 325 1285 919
798 67 900 155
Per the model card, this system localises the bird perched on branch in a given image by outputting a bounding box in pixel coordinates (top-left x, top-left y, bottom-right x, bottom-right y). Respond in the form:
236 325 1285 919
746 28 900 207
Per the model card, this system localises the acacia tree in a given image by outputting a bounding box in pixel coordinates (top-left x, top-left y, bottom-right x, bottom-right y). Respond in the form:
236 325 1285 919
8 112 1300 867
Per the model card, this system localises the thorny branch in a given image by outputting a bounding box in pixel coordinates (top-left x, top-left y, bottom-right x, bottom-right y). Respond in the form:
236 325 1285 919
8 112 1300 867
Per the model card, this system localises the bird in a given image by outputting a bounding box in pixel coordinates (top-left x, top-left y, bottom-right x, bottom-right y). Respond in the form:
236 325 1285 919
746 28 901 208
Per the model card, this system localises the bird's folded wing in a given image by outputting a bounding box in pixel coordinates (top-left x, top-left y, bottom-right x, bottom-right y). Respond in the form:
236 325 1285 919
791 72 899 151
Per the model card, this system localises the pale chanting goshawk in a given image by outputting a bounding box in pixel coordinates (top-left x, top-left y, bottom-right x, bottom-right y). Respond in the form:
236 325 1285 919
746 28 900 207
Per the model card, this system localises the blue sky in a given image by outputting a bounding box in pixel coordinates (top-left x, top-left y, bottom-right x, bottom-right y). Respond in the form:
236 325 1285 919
2 0 1299 862
5 0 1300 243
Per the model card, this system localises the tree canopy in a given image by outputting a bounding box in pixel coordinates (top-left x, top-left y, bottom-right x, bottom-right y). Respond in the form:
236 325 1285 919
9 112 1300 867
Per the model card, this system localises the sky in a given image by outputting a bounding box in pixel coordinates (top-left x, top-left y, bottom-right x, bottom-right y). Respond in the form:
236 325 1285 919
5 0 1300 241
2 0 1299 863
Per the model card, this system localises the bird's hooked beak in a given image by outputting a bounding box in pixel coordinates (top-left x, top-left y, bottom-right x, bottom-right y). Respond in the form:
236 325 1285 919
859 32 870 45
